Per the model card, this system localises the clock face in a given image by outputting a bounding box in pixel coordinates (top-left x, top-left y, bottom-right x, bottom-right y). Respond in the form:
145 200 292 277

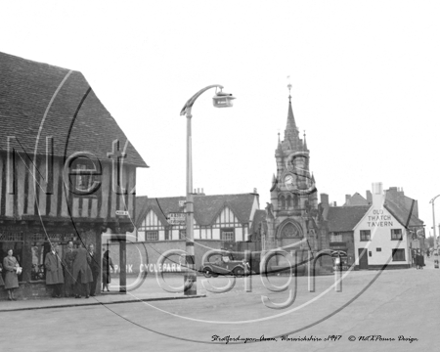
284 174 295 190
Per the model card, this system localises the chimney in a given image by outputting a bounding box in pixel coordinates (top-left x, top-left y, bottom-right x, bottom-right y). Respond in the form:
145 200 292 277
345 194 351 205
320 193 329 207
366 190 372 204
371 182 384 205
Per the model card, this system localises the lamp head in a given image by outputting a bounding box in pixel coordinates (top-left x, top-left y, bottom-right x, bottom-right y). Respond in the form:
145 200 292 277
213 90 236 108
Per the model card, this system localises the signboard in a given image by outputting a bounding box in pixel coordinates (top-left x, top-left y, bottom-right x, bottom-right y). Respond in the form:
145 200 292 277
168 212 186 225
115 210 129 216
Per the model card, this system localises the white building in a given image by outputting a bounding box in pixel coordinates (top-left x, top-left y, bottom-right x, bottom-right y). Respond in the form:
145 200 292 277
353 183 423 270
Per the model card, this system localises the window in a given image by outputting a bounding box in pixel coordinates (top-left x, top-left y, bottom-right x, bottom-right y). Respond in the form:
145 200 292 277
376 248 382 252
146 231 158 241
360 230 371 242
70 159 100 195
179 230 186 240
29 233 64 281
286 196 291 208
221 229 235 243
391 229 403 241
392 249 406 261
330 233 343 242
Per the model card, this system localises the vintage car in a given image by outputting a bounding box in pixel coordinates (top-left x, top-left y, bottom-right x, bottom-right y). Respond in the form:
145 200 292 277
201 253 250 278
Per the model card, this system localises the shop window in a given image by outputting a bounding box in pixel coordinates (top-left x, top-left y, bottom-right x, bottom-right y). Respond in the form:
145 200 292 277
30 233 63 281
360 230 371 242
146 231 158 241
392 249 405 261
221 229 235 243
179 230 186 240
0 233 24 281
391 229 403 241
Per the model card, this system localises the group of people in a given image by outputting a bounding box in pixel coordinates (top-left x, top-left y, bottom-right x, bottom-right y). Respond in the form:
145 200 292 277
0 242 114 300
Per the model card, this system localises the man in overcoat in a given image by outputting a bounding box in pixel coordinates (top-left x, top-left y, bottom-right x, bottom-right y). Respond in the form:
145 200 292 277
88 244 100 296
72 242 93 298
45 244 64 298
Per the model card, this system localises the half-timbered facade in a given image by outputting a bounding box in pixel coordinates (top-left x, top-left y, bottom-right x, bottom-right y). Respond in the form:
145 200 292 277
134 192 260 245
0 51 147 298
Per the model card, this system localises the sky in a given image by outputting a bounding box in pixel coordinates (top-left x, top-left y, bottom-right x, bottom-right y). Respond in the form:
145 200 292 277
1 1 440 237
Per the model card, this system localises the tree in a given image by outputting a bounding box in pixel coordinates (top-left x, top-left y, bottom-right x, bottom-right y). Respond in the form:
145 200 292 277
426 236 435 247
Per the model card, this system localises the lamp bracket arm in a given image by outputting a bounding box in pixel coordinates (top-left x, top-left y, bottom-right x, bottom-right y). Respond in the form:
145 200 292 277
180 84 224 116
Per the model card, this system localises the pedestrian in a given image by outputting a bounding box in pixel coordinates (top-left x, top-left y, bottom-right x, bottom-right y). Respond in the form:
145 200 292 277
3 249 21 300
0 262 5 287
102 250 114 292
63 241 76 297
415 249 425 269
72 242 93 298
88 244 100 296
45 243 64 298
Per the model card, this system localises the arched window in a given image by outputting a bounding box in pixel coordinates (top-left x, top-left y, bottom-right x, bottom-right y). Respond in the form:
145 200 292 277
279 196 285 209
286 195 292 208
281 223 298 237
293 194 299 208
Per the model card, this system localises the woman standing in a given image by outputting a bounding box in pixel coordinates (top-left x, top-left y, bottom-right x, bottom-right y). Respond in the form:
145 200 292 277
3 249 20 300
102 250 114 292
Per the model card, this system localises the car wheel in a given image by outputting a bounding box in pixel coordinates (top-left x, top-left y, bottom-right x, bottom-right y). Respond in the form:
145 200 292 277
233 267 244 277
202 267 213 278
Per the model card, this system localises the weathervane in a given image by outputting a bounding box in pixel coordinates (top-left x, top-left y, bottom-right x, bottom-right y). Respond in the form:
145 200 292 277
287 75 292 101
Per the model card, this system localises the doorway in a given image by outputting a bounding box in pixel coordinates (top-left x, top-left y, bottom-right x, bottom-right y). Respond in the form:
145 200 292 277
358 248 369 269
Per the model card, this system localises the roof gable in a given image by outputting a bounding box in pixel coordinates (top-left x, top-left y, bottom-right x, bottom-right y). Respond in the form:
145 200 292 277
344 192 369 206
135 193 257 227
0 51 147 167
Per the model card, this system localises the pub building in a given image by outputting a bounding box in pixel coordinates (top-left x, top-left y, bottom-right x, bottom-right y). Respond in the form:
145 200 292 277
0 51 148 299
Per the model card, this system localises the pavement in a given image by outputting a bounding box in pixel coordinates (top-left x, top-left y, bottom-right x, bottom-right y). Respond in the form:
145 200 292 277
0 275 207 312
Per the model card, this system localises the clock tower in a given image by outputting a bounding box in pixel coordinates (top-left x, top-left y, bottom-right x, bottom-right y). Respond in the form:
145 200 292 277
267 85 319 255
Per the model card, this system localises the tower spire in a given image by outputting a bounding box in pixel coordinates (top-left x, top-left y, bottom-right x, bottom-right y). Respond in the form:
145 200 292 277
284 79 300 150
303 130 308 151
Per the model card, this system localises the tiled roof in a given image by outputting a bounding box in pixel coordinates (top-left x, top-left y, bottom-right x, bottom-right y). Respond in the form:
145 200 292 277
327 206 370 232
344 192 369 206
135 193 258 227
0 51 147 167
384 197 424 228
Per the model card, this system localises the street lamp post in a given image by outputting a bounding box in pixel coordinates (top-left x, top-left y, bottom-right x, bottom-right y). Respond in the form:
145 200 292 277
180 85 235 295
430 194 440 254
